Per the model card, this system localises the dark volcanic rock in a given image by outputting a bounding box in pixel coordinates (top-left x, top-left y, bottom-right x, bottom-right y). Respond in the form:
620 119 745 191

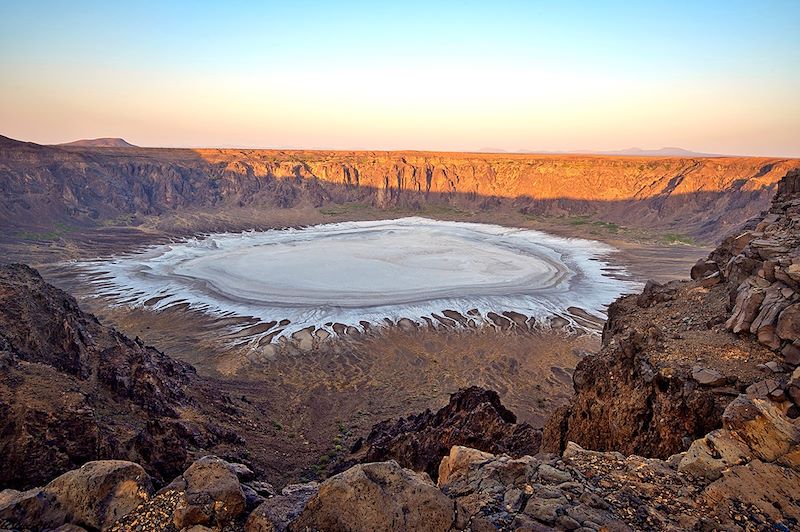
0 264 248 489
345 386 541 481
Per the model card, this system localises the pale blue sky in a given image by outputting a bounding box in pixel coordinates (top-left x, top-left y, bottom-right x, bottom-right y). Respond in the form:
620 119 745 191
1 1 798 155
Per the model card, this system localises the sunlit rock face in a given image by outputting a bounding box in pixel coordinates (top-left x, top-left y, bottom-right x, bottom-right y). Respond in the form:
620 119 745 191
78 218 637 338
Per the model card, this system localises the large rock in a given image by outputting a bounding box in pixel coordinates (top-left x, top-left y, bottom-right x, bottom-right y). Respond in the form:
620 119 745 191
678 429 750 480
726 283 765 334
777 304 800 342
245 482 319 532
701 460 800 526
166 456 247 529
722 395 800 467
346 386 540 481
43 460 152 530
0 460 151 531
289 461 456 532
0 487 66 530
690 259 721 281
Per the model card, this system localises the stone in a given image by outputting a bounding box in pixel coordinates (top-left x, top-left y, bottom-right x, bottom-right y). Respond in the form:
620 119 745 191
745 379 780 398
691 367 727 387
0 488 66 530
776 304 800 341
227 462 256 481
438 446 494 487
247 480 277 497
726 284 766 334
701 460 800 525
523 497 561 524
290 461 456 532
537 464 573 484
247 484 318 532
245 482 319 532
167 456 246 529
43 460 152 530
690 260 720 281
722 395 800 464
783 342 800 365
556 514 582 530
678 429 750 480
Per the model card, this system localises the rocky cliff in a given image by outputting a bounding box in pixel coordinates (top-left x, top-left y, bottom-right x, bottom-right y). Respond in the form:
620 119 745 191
0 264 256 490
2 134 798 242
543 169 800 459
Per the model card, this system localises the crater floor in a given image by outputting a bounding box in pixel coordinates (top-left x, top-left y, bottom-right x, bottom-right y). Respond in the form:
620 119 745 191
78 218 637 337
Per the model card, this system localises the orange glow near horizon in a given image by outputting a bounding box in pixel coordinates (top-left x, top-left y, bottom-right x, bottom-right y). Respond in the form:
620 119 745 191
1 2 798 157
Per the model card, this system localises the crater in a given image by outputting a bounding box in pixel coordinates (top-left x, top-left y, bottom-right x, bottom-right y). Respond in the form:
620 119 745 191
77 218 638 339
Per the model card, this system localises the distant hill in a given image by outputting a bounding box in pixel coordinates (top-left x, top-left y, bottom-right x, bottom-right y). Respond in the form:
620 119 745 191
592 147 723 157
515 146 724 157
57 137 137 148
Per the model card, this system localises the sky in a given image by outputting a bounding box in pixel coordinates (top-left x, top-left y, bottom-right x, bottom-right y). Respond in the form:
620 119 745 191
1 1 798 156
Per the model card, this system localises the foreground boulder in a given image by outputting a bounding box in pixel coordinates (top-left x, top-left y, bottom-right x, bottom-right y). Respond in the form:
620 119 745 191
0 460 152 530
166 455 247 529
345 386 540 480
289 461 457 532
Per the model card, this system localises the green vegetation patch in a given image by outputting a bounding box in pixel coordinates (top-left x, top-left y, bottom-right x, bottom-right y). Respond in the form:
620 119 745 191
15 222 77 241
662 233 695 245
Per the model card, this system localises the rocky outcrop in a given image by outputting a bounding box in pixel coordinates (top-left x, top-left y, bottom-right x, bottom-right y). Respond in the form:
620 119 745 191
164 456 247 529
436 438 800 531
2 135 798 242
0 460 152 530
344 386 541 481
289 461 458 532
544 169 800 459
0 264 252 489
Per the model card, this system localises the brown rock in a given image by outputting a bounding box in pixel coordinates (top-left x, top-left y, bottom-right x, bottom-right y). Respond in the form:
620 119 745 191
726 284 765 334
167 456 246 529
43 460 152 530
437 446 494 487
701 460 800 525
678 429 750 480
245 482 319 532
289 461 456 532
690 260 720 281
691 367 727 387
783 342 800 365
776 303 800 341
722 395 800 464
0 488 66 530
745 379 780 398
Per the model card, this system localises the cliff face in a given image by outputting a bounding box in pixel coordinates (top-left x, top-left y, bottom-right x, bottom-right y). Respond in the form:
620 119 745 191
0 264 253 489
2 135 798 241
543 169 800 458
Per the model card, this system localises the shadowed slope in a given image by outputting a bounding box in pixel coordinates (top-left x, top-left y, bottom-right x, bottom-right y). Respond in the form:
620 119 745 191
2 135 798 244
